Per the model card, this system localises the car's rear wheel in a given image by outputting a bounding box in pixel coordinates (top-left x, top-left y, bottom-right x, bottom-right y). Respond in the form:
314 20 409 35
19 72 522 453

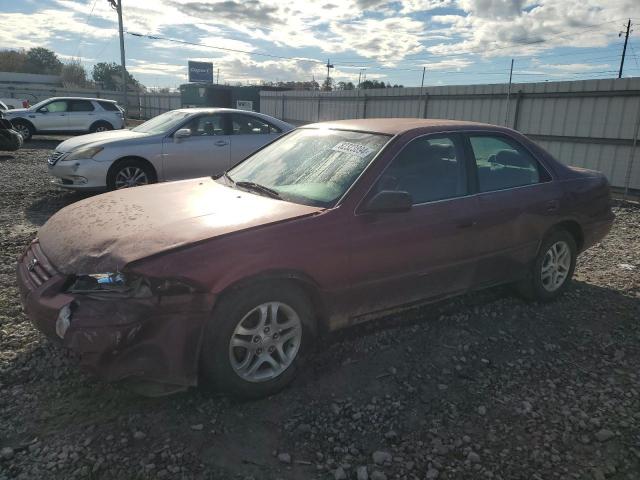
201 282 315 398
517 229 577 301
12 120 33 141
107 159 156 190
90 121 113 133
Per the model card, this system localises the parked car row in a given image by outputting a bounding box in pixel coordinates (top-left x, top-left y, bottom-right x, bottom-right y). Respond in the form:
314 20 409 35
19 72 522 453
16 112 614 399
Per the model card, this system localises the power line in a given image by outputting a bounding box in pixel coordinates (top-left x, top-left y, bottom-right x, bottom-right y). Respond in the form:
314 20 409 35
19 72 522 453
74 0 101 60
126 31 327 65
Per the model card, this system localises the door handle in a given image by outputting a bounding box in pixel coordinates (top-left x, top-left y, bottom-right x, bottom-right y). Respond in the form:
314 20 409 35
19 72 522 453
456 219 476 229
546 200 559 213
214 140 228 147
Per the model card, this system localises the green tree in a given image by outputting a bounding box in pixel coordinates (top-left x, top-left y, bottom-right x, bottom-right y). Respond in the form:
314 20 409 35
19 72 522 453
336 81 355 90
321 77 333 91
0 49 27 73
360 80 387 89
61 60 90 87
92 62 142 91
24 47 63 75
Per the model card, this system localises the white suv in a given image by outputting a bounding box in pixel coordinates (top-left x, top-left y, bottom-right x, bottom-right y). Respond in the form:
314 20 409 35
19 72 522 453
3 97 125 141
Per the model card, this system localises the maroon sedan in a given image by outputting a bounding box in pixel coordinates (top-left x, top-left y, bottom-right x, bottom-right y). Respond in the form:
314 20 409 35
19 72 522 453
17 119 614 397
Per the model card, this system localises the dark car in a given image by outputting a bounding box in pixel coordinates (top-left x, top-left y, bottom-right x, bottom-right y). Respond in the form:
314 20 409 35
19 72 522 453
0 118 23 152
17 119 614 397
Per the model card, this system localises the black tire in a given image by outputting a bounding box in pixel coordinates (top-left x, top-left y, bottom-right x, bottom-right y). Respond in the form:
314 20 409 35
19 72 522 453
90 121 113 133
517 229 577 302
11 120 33 142
201 282 316 399
0 130 23 151
106 159 157 190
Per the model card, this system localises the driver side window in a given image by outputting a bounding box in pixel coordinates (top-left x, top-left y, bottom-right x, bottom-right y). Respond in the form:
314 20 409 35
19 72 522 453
375 135 468 205
42 100 68 113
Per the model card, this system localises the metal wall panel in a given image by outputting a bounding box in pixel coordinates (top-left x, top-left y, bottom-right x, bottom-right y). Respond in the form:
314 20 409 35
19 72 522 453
260 78 640 191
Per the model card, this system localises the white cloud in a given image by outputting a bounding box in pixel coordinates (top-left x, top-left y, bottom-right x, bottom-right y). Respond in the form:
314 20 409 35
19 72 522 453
532 62 612 72
326 17 426 64
401 0 454 13
427 0 638 57
420 58 472 70
1 0 636 87
0 9 114 50
127 59 186 77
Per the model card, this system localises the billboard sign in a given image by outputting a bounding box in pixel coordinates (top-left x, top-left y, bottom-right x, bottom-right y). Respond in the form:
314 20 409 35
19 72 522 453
188 61 213 83
236 100 253 111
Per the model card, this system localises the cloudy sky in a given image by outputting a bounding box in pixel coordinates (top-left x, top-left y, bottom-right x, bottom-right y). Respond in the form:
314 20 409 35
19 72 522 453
2 0 639 88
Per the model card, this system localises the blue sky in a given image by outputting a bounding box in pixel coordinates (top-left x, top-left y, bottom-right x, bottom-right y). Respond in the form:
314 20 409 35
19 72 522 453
1 0 639 89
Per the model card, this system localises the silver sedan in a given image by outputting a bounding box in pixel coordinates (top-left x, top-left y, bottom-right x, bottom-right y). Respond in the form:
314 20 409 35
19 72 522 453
47 108 293 190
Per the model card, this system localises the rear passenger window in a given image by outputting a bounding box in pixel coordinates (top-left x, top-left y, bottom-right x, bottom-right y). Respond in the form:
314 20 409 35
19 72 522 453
98 101 120 112
469 135 546 192
68 100 95 112
231 114 280 134
375 135 467 204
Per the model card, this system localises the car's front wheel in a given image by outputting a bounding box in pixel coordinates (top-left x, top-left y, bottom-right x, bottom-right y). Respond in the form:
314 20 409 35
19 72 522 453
107 159 156 190
201 282 315 398
518 229 577 301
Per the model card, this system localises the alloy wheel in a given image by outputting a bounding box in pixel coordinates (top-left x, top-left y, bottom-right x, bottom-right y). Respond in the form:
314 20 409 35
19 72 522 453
114 167 149 189
541 241 571 292
15 124 30 139
95 125 108 132
228 301 302 383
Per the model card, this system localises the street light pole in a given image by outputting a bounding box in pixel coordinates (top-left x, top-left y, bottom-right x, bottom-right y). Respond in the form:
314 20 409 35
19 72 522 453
116 0 127 116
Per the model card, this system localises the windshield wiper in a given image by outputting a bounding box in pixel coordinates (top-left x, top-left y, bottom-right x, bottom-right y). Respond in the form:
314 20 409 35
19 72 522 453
235 181 281 199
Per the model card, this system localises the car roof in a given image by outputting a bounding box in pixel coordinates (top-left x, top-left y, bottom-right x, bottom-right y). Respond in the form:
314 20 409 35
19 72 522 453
173 108 272 115
172 108 291 125
47 97 117 103
301 118 511 136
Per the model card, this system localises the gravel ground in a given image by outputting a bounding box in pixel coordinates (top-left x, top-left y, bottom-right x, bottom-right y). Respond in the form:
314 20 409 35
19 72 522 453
1 139 639 480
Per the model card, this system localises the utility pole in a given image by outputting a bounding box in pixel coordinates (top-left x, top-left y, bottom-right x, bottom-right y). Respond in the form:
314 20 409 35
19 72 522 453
619 19 632 79
504 58 514 126
357 69 362 89
420 66 427 118
216 68 220 85
114 0 127 116
325 59 334 90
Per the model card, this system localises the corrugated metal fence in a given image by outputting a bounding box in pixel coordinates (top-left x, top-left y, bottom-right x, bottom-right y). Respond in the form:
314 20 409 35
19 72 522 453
260 78 640 192
0 84 181 120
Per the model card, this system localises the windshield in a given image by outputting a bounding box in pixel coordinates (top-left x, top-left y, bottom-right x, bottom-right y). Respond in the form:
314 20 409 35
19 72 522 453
131 110 193 134
30 99 50 110
226 128 391 207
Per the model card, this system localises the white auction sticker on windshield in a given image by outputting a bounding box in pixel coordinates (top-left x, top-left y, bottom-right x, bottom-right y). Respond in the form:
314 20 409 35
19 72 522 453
331 141 374 158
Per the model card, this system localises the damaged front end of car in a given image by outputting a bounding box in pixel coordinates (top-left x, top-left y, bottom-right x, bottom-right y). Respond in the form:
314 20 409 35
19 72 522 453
17 240 215 396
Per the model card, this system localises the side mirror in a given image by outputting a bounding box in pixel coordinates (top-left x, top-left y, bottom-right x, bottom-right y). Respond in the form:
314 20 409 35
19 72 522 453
362 190 412 213
38 107 48 113
174 128 191 141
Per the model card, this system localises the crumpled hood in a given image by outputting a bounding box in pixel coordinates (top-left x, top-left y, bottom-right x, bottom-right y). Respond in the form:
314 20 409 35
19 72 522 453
56 129 148 153
38 178 322 274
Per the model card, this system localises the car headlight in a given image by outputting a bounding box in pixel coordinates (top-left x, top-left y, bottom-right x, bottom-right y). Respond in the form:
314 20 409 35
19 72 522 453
66 273 195 297
62 145 104 161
